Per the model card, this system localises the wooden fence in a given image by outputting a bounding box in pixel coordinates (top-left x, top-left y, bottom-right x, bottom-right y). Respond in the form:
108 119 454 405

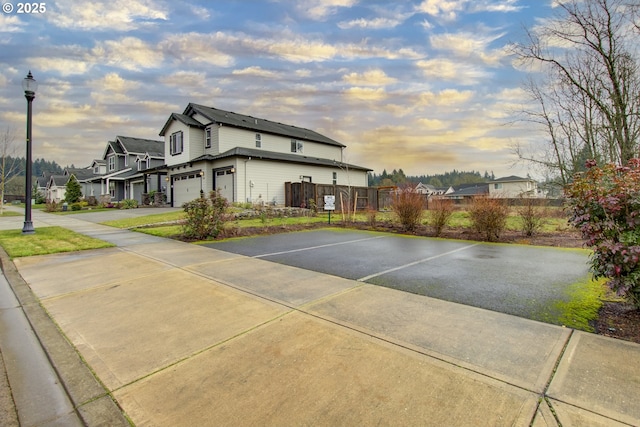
285 182 381 212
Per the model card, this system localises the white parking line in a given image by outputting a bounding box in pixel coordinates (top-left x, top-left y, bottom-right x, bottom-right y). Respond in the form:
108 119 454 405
253 235 388 258
357 243 480 282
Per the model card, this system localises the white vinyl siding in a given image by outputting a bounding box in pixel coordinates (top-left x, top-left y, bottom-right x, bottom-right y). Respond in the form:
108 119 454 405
164 121 190 166
235 159 367 205
218 126 342 159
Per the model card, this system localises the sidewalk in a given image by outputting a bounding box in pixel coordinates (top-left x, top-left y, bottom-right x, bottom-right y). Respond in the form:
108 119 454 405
1 208 639 426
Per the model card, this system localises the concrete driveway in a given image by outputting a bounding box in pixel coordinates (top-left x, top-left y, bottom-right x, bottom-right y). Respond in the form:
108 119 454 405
204 229 592 324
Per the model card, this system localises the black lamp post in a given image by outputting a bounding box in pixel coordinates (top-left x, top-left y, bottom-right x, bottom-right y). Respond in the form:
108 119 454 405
22 71 37 234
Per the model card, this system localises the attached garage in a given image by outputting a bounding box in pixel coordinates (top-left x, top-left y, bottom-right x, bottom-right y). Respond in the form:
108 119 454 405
172 173 202 206
214 168 235 203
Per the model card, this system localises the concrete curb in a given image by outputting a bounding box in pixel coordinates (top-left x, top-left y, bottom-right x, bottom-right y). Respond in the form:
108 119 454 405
0 248 130 426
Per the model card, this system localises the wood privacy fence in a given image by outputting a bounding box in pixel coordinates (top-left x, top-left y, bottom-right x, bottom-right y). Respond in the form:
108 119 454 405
285 182 385 211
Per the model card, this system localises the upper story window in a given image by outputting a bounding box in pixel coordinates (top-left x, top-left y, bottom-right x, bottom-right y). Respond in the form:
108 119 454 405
138 159 148 171
494 183 503 190
256 133 261 148
205 127 212 148
333 171 337 185
108 156 116 171
291 139 303 153
124 155 129 167
170 131 184 155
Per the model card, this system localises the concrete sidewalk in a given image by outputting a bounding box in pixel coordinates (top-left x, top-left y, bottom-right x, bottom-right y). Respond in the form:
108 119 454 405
1 208 639 426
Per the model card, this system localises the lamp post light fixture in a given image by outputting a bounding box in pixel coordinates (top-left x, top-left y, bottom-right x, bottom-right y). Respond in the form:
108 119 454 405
22 71 37 234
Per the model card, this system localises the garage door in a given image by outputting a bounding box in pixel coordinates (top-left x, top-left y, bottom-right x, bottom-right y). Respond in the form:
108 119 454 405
173 174 202 206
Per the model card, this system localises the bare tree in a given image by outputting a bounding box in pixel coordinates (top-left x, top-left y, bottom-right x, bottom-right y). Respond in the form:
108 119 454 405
512 0 640 183
0 126 21 213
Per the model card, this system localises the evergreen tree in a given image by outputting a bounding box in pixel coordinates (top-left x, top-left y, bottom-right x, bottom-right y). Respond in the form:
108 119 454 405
65 175 82 203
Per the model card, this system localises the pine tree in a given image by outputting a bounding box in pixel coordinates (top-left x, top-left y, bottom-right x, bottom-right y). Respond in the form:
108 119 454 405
65 175 82 203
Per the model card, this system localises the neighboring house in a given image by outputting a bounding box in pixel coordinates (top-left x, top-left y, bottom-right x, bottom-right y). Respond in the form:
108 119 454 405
159 103 371 207
46 175 67 203
444 183 489 201
64 167 103 199
86 136 166 203
489 176 539 198
414 182 446 196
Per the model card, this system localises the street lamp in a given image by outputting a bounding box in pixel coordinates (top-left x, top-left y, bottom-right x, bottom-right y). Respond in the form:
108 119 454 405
22 71 37 234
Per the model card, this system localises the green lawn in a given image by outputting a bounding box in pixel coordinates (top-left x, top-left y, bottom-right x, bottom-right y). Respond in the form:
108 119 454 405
0 210 21 217
0 226 114 258
102 211 185 228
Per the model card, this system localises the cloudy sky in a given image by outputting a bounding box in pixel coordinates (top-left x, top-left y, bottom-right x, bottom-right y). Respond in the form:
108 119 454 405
0 0 553 178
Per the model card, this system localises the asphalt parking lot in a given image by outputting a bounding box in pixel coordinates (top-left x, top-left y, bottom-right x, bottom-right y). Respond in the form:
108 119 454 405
205 228 592 324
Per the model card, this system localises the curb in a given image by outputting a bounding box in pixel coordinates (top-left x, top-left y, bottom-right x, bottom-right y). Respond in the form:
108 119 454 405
0 248 130 426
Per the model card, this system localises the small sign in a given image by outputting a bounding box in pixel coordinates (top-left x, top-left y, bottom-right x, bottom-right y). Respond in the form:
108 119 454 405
324 195 336 211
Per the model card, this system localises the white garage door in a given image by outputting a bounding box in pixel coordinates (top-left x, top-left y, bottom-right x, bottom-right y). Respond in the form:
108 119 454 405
173 174 202 206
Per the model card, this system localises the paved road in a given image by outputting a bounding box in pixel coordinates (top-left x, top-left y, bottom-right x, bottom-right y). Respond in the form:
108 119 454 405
205 229 592 324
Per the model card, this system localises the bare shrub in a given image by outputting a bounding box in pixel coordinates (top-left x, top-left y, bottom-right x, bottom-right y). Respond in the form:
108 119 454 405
366 206 378 227
469 196 509 241
517 197 547 237
391 187 425 231
428 198 454 237
182 190 230 240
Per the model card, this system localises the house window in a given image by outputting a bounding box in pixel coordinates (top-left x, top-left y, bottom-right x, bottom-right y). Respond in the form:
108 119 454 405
138 159 147 171
291 139 303 153
256 133 261 148
333 172 337 185
108 156 115 171
109 182 115 198
170 131 184 155
494 183 503 190
205 127 212 148
124 156 128 167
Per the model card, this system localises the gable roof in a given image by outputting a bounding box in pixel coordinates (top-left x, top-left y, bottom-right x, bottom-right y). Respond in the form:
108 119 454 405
493 175 533 183
116 136 164 158
161 103 346 148
159 113 206 136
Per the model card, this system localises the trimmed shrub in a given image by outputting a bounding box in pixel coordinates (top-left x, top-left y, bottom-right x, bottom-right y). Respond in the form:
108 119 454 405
428 198 454 237
71 202 82 211
566 159 640 307
469 196 509 241
182 190 230 240
391 187 425 232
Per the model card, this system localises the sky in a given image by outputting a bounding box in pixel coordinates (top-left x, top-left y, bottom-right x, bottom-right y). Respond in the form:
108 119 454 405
0 0 556 179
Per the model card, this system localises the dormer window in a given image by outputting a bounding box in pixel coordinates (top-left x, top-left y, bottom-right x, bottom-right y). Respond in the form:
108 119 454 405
205 127 212 148
108 156 115 171
138 159 148 171
291 139 303 153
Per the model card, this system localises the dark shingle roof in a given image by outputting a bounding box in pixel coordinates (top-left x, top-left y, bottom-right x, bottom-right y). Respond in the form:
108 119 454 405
159 113 205 136
182 104 346 148
66 168 100 181
493 175 530 183
116 136 164 157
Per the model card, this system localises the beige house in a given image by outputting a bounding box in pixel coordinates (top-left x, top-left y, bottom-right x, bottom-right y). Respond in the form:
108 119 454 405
159 103 371 207
488 176 539 198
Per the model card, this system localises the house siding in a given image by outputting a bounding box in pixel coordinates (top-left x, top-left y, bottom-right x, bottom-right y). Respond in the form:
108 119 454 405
219 126 343 159
164 121 191 166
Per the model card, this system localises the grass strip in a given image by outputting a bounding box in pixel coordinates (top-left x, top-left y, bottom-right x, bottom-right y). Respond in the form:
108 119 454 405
0 226 114 258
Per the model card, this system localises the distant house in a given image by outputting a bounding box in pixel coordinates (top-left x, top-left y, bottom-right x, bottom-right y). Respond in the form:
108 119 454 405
85 136 166 203
414 182 446 196
444 183 489 201
159 103 371 207
45 175 67 203
489 176 539 198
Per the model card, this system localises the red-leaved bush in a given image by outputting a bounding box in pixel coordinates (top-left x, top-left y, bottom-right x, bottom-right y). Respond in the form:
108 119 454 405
565 159 640 307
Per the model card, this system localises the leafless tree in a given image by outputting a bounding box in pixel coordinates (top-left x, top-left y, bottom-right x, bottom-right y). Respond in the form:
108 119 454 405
0 126 21 213
512 0 640 184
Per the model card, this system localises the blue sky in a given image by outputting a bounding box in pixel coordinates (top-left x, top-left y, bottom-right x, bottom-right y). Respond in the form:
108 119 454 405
0 0 554 178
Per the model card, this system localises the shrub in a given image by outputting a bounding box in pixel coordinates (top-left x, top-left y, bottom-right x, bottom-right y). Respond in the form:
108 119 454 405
45 201 59 212
469 196 509 241
391 186 425 232
566 159 640 307
366 207 378 227
428 198 454 237
182 190 230 240
71 202 82 211
121 199 138 209
517 197 547 237
85 196 98 207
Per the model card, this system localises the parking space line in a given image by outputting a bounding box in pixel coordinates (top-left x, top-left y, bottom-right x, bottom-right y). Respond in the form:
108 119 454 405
357 243 480 282
253 235 388 258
